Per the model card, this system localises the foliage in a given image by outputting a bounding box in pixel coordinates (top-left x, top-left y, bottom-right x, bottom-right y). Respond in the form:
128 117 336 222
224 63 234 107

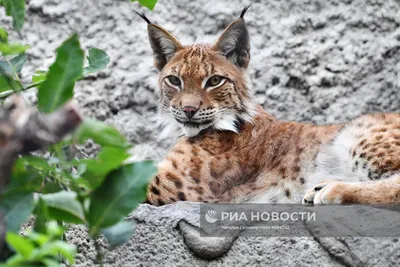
1 0 25 31
37 33 84 113
130 0 158 10
0 0 158 265
2 222 76 267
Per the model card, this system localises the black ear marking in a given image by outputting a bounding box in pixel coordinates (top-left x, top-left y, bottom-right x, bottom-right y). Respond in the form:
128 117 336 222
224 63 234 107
240 2 253 19
134 10 152 24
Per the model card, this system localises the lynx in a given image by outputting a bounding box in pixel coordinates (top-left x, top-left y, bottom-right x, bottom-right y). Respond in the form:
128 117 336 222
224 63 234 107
136 6 400 206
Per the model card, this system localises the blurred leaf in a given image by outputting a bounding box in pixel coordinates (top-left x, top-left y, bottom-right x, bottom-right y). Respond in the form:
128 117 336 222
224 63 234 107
32 70 47 84
0 75 9 92
35 240 76 264
33 198 49 233
5 254 25 266
0 42 29 56
6 232 35 258
0 27 8 42
80 147 130 189
5 159 44 195
9 53 26 76
19 156 54 172
38 33 84 113
131 0 158 10
45 221 64 238
39 182 62 194
40 191 86 224
88 161 156 236
28 232 50 246
102 220 135 247
40 259 60 267
74 119 131 149
3 0 25 31
84 48 110 75
0 73 22 92
0 192 34 232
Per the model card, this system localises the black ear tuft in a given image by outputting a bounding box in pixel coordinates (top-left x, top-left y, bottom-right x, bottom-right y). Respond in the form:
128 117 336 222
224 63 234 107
240 3 253 19
134 10 152 24
135 10 182 71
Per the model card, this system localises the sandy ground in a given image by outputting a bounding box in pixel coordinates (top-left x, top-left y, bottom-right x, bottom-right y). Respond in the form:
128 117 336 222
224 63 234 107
1 0 400 266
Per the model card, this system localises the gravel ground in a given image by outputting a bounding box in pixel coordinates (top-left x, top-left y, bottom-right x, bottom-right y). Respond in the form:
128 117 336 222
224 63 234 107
1 0 400 266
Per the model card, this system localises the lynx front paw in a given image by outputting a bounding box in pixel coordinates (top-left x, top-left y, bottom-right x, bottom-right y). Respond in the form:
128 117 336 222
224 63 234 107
303 181 349 204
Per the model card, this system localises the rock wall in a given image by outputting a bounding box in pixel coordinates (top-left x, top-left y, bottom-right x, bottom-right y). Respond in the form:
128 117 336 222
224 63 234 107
1 0 400 266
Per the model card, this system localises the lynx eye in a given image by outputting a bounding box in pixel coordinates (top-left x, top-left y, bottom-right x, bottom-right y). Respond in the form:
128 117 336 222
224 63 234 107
166 76 182 88
205 75 226 89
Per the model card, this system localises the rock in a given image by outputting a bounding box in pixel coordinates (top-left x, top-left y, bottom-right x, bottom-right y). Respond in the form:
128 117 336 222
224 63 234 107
178 221 236 260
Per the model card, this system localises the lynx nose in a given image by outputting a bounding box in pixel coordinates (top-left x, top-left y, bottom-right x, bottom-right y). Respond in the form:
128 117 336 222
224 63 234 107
182 106 198 119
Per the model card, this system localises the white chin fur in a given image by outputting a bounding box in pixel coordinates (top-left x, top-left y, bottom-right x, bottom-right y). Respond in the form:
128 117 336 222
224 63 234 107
157 107 258 138
213 113 239 133
156 112 182 139
182 123 211 137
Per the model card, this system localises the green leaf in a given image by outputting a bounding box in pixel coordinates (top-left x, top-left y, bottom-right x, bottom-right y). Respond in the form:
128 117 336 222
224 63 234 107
0 75 7 92
40 259 60 267
0 27 8 43
39 182 62 194
88 161 156 236
40 191 86 224
3 0 25 31
32 70 47 84
80 147 130 189
6 232 35 258
19 156 54 171
35 240 76 264
5 254 27 266
84 48 110 75
74 119 131 149
28 232 50 247
0 54 26 76
0 75 9 92
9 53 26 73
5 158 44 195
0 42 29 56
0 74 18 92
0 54 25 90
38 33 84 113
0 74 22 92
45 221 64 238
102 220 135 247
33 198 49 233
131 0 158 10
0 192 34 232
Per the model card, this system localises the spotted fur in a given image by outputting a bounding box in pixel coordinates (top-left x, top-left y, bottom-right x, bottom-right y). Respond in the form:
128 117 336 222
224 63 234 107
139 8 400 206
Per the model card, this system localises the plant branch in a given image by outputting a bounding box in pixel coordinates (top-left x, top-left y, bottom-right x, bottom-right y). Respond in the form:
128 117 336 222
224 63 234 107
0 81 43 99
94 237 104 267
0 95 82 260
0 74 91 99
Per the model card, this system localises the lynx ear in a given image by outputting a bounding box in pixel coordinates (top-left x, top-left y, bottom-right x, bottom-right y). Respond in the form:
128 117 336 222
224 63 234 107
135 11 183 71
213 5 251 69
148 24 183 71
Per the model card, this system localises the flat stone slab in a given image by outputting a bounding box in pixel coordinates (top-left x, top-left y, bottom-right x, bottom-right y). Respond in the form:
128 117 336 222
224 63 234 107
66 202 400 266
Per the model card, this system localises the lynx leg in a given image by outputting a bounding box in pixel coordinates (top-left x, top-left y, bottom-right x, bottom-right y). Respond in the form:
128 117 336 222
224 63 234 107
303 174 400 204
304 114 400 204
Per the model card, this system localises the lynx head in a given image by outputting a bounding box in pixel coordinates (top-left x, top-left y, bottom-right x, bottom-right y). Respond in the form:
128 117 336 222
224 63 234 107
138 5 257 137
